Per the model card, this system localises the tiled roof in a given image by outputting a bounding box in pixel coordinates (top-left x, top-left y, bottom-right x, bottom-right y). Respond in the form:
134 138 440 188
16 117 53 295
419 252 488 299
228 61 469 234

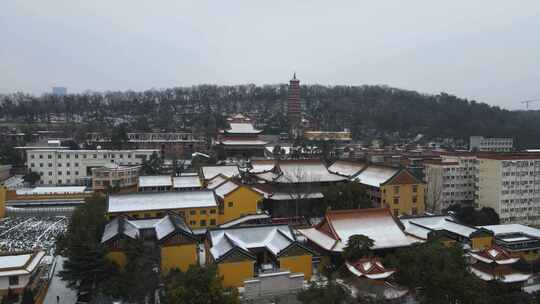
201 165 240 180
0 251 45 277
107 191 217 213
299 208 415 252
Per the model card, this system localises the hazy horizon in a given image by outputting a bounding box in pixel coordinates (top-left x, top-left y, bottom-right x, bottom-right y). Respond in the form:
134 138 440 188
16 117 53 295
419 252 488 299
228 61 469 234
2 1 539 110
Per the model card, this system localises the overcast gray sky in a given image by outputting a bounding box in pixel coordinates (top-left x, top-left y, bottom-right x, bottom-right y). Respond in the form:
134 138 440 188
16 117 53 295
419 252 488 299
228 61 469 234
1 1 539 109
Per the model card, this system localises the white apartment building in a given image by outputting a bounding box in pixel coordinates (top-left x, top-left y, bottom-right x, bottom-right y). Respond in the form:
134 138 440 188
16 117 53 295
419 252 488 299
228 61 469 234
424 154 477 212
476 154 540 225
470 136 513 152
26 149 158 186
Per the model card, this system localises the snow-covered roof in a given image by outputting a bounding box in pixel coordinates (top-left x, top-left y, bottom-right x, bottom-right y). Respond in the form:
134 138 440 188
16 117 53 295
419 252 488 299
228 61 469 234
327 161 366 178
107 191 217 213
102 213 194 244
16 186 87 195
206 175 228 189
400 216 477 239
269 192 324 200
201 166 240 180
225 123 262 134
208 225 296 261
172 176 202 189
252 160 345 183
220 139 268 146
101 216 139 243
299 208 415 252
138 175 172 188
354 166 398 188
154 213 193 241
219 213 271 228
469 246 519 265
250 160 276 174
345 259 395 280
469 264 531 283
214 180 240 199
277 161 345 183
479 224 540 239
0 251 45 277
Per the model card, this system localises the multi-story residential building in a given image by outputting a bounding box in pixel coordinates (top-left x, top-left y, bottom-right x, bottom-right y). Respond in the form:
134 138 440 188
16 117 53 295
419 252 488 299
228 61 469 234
424 154 477 212
25 149 157 186
476 153 540 225
470 136 513 152
92 164 141 192
353 166 426 216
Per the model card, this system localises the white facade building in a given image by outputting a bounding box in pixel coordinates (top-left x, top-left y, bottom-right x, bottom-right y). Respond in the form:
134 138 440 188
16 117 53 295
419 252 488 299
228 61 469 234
470 136 513 152
0 251 45 296
26 149 158 186
424 155 477 212
476 154 540 225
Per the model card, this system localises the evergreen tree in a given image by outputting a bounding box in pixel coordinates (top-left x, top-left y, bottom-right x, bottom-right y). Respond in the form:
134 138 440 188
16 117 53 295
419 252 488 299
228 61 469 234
162 265 239 304
342 235 375 261
57 194 117 293
297 278 353 304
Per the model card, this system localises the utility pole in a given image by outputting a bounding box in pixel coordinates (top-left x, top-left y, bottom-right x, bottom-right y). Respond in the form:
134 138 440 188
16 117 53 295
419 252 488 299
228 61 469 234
521 99 540 110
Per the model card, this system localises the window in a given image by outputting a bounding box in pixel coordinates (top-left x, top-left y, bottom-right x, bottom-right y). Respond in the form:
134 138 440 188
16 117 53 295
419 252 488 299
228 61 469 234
200 210 207 215
58 163 62 167
412 196 417 203
412 207 418 215
74 163 79 167
190 210 196 215
39 154 43 159
93 154 97 159
48 172 52 176
58 171 62 175
66 171 70 176
48 155 52 159
228 202 234 207
156 212 164 217
200 219 207 226
58 180 62 184
30 163 35 168
412 185 418 193
48 163 52 167
210 219 216 226
144 213 152 218
31 155 35 159
58 154 61 159
8 276 19 286
132 214 139 219
393 209 399 216
190 220 196 226
210 209 216 214
75 171 79 175
393 186 399 194
66 154 70 159
39 163 43 167
179 211 185 216
66 163 70 167
393 197 399 204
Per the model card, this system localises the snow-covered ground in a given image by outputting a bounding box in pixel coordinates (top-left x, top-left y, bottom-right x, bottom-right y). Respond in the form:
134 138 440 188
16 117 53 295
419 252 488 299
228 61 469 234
0 217 68 255
44 256 77 304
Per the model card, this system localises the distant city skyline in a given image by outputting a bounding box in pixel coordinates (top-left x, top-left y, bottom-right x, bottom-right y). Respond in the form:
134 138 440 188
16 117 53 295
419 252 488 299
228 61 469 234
1 1 539 110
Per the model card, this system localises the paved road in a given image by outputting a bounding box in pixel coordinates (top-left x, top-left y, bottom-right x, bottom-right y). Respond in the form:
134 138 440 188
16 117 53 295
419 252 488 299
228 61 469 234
44 256 77 304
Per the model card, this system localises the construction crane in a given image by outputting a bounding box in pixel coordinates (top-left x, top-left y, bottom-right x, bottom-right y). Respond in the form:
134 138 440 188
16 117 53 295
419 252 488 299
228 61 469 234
521 99 540 110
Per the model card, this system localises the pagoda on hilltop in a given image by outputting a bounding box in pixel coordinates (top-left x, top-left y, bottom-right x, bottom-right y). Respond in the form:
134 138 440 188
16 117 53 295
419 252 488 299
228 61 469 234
287 73 302 138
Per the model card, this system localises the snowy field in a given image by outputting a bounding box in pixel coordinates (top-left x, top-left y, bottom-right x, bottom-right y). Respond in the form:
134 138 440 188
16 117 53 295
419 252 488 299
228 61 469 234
0 217 68 255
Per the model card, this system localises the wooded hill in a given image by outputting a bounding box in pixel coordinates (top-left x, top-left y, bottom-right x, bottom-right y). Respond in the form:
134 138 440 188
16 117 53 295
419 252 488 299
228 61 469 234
1 85 539 148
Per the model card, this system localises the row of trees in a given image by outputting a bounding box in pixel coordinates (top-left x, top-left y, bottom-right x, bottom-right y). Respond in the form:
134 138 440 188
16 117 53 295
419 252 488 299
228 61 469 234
56 194 238 304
